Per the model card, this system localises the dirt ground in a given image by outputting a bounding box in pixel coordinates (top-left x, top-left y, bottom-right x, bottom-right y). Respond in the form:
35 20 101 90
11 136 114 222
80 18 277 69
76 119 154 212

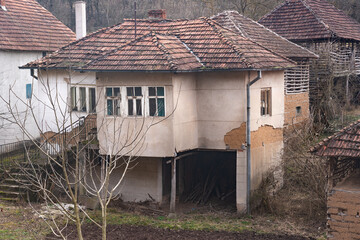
45 224 314 240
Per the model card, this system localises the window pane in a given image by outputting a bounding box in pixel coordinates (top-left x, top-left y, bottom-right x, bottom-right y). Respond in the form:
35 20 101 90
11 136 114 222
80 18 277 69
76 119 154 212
71 87 77 111
26 84 32 99
136 99 142 115
157 98 165 117
114 88 120 97
127 87 133 96
149 87 156 96
135 87 142 96
89 88 96 113
80 87 86 112
106 88 113 97
157 87 164 96
107 99 113 115
149 98 156 116
114 99 120 116
128 99 133 115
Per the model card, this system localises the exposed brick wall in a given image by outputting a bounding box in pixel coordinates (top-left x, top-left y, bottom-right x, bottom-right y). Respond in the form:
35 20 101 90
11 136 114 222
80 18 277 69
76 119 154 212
327 189 360 239
284 92 310 126
224 123 283 150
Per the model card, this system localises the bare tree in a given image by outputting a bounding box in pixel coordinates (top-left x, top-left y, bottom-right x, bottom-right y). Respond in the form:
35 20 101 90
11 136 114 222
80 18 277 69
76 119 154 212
1 65 179 240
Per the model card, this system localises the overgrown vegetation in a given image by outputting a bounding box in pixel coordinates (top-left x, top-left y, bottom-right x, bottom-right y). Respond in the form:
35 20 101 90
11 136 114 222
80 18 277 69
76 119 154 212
36 0 360 33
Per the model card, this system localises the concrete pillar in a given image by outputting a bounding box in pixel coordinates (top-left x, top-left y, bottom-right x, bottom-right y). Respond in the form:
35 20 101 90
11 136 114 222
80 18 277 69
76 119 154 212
170 158 176 214
74 1 86 40
236 150 247 213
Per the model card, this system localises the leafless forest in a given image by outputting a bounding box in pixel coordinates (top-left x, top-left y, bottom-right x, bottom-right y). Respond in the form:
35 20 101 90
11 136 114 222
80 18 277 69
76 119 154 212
37 0 360 33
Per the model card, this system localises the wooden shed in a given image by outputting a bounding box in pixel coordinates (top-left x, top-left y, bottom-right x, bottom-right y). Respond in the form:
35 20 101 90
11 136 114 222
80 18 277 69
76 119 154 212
260 0 360 105
312 120 360 239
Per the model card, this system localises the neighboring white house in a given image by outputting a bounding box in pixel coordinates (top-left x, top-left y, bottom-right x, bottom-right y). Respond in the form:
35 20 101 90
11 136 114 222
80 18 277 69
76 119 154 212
0 0 75 145
23 11 300 213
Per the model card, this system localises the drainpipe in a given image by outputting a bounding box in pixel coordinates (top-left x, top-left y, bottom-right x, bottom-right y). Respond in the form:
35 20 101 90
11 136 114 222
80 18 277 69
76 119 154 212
246 70 262 215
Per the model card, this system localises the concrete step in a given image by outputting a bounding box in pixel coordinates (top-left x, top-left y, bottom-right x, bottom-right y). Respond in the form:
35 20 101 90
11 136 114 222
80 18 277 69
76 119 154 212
0 190 22 199
0 197 18 202
0 184 28 192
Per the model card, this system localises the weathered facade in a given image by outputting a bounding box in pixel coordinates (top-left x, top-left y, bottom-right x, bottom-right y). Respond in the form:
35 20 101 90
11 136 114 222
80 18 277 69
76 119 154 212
23 13 297 212
312 120 360 239
260 0 360 104
0 0 75 145
211 11 317 126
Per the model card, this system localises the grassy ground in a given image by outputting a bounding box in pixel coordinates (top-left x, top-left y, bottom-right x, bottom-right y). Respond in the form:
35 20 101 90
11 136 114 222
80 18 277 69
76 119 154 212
0 202 49 240
0 200 326 240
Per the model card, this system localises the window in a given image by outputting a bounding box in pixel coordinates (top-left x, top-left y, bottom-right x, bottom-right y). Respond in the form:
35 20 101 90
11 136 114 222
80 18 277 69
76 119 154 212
148 87 165 117
70 86 96 113
70 87 77 111
106 87 121 116
261 88 271 116
89 88 96 113
26 84 32 99
79 87 86 112
296 106 302 116
127 87 142 116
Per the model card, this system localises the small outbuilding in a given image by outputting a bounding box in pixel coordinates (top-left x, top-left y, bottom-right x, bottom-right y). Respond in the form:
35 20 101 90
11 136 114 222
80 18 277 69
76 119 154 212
312 120 360 239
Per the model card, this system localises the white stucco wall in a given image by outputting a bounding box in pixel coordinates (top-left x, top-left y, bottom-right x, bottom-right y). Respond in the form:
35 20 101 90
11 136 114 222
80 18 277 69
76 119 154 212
85 157 163 203
0 50 43 144
96 72 175 157
96 70 285 157
36 70 96 133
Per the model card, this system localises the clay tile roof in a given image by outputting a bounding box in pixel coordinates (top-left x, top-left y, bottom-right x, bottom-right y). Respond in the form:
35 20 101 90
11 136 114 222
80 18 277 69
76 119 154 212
23 18 295 72
0 0 75 51
211 11 317 59
311 119 360 157
259 0 360 42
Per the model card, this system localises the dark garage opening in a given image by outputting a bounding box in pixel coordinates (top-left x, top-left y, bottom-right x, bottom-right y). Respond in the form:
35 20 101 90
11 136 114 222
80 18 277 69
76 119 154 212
163 150 236 209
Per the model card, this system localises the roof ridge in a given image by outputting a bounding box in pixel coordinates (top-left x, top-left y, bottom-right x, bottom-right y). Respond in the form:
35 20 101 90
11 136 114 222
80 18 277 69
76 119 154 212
83 32 155 70
38 24 117 64
151 33 178 71
259 0 289 22
218 10 317 59
202 17 250 68
311 118 360 153
300 0 334 37
205 17 296 67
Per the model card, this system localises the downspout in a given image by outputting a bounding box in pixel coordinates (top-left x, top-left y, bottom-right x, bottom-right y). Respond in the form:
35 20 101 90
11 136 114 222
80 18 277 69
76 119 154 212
30 69 38 80
246 70 262 215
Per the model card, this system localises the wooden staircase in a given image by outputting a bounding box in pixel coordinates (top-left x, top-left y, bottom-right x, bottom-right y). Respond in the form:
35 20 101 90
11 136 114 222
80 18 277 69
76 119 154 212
0 115 98 202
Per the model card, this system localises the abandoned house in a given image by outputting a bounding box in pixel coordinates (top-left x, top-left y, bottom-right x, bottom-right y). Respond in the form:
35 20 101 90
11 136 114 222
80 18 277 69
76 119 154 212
211 10 318 126
0 0 75 145
312 120 360 239
22 9 302 213
259 0 360 104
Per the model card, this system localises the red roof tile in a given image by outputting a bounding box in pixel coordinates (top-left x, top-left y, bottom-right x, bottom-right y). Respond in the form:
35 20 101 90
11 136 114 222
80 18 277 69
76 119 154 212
0 0 75 51
211 11 317 59
259 0 360 42
23 18 295 72
312 119 360 157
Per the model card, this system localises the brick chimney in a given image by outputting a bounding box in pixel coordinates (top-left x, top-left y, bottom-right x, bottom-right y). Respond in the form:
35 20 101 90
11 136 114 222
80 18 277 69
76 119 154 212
1 0 7 11
148 10 166 20
74 1 87 39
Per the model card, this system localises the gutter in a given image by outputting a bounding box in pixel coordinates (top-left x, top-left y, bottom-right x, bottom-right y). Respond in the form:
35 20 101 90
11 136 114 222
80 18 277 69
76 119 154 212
246 70 262 215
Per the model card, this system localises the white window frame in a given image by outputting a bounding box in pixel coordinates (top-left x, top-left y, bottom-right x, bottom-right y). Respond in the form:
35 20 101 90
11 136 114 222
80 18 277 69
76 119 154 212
69 85 97 114
126 86 143 117
148 86 166 117
105 87 121 116
261 88 272 116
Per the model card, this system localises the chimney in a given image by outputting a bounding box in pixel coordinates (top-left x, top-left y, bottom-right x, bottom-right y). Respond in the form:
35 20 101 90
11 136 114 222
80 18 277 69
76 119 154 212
1 0 7 11
148 10 166 20
74 1 87 40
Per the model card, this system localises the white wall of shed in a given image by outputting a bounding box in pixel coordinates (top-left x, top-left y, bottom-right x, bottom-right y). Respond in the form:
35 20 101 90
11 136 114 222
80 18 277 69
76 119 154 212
0 50 42 144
